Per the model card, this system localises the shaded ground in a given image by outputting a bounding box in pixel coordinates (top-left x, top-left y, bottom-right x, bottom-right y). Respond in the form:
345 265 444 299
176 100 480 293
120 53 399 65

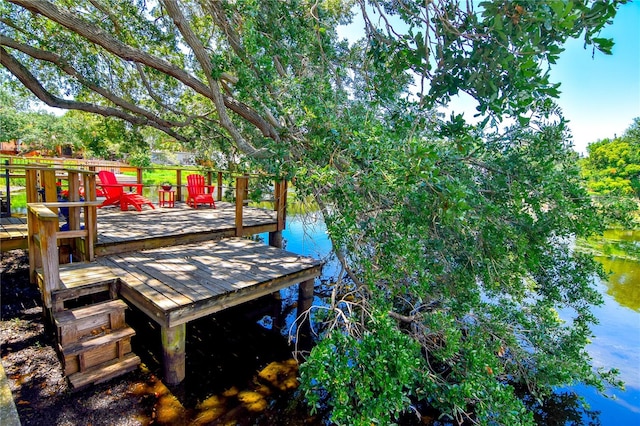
0 249 323 425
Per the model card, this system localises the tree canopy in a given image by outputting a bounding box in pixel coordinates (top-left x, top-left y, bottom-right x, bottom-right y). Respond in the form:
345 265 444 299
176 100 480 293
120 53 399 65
0 1 627 424
581 118 640 198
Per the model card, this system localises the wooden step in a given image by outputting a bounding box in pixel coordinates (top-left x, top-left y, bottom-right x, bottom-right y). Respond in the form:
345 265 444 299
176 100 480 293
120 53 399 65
54 299 128 346
60 327 135 376
68 353 141 390
45 263 120 311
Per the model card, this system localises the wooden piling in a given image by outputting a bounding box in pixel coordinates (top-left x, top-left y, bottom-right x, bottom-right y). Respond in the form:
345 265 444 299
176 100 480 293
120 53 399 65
161 324 186 385
296 278 315 350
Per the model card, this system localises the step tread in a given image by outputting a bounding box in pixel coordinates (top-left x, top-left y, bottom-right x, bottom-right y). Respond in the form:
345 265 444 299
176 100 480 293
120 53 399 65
61 326 136 357
68 353 141 390
54 299 128 327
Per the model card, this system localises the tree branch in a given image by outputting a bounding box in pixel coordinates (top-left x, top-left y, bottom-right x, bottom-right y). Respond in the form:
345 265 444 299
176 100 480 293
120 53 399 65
1 35 189 129
0 46 188 142
9 0 281 152
160 0 270 158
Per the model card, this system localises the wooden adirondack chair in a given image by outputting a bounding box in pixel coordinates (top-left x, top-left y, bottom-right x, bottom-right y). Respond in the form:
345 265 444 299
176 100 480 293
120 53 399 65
98 170 155 212
186 174 216 209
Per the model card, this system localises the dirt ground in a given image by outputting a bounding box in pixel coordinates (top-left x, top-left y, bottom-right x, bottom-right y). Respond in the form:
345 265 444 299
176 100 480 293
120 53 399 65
0 249 322 425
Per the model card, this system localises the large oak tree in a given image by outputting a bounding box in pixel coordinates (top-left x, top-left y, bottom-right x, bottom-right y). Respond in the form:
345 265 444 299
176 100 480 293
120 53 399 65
1 1 626 424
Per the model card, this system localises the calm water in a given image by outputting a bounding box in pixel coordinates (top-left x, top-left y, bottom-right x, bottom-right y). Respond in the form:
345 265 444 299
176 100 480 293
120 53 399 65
279 215 640 424
572 230 640 425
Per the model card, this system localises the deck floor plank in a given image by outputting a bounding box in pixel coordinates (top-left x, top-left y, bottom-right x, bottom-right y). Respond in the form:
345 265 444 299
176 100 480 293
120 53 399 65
96 256 183 311
93 238 322 328
107 252 212 303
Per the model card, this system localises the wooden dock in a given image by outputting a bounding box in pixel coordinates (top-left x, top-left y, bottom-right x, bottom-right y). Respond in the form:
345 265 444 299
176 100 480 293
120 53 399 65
9 167 320 387
47 237 322 385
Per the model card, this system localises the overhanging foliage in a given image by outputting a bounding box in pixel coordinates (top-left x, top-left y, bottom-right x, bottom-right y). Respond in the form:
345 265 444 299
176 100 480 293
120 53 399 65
0 1 627 424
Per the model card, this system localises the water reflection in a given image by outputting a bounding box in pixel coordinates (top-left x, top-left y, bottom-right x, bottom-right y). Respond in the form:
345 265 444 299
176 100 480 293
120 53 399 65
596 256 640 311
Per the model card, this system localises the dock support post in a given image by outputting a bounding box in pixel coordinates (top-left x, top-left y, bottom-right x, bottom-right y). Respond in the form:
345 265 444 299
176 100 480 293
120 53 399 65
161 323 186 385
296 278 315 350
216 171 223 201
268 231 283 248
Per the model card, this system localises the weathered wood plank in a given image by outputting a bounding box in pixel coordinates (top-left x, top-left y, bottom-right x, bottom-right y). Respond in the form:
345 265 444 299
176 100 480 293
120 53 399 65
109 252 207 302
102 238 322 329
68 352 140 389
97 256 181 313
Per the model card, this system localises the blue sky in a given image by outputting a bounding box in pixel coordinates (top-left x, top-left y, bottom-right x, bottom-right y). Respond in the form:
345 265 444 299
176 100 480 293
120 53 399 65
551 0 640 153
338 1 640 154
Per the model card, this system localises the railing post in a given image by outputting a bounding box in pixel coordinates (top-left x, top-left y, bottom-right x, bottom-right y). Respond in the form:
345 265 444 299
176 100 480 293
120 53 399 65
40 216 59 309
26 168 38 203
87 167 98 244
217 171 223 201
27 203 39 283
276 180 287 231
269 179 287 248
68 171 80 229
176 169 182 203
65 171 80 260
235 176 248 237
28 204 60 308
43 169 57 203
136 167 143 185
85 172 98 251
2 160 11 217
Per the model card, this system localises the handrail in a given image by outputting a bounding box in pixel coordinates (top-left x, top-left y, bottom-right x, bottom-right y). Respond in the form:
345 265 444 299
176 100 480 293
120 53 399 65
27 200 101 308
234 176 287 240
27 202 59 309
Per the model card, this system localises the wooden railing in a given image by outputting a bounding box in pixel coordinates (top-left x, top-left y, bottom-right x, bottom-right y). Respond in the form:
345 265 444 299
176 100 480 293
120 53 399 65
28 200 102 308
1 154 130 173
22 164 288 301
25 166 101 298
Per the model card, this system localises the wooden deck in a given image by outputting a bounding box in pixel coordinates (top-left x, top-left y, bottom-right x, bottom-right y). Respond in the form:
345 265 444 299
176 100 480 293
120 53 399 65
1 201 278 254
6 165 311 387
50 237 322 384
57 238 322 328
22 199 323 385
0 216 28 251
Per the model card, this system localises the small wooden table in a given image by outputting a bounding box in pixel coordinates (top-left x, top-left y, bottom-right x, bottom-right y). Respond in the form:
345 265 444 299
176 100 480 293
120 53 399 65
158 190 175 208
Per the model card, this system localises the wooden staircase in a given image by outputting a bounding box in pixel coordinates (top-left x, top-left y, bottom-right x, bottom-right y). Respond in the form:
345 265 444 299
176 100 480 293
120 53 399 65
52 295 140 390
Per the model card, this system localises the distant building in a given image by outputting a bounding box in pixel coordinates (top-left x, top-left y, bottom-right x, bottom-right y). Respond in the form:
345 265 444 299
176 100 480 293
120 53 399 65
0 140 19 155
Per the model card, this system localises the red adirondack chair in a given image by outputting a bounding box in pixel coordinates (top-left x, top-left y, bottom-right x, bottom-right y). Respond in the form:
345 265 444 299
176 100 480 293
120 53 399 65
98 170 155 212
186 174 216 209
